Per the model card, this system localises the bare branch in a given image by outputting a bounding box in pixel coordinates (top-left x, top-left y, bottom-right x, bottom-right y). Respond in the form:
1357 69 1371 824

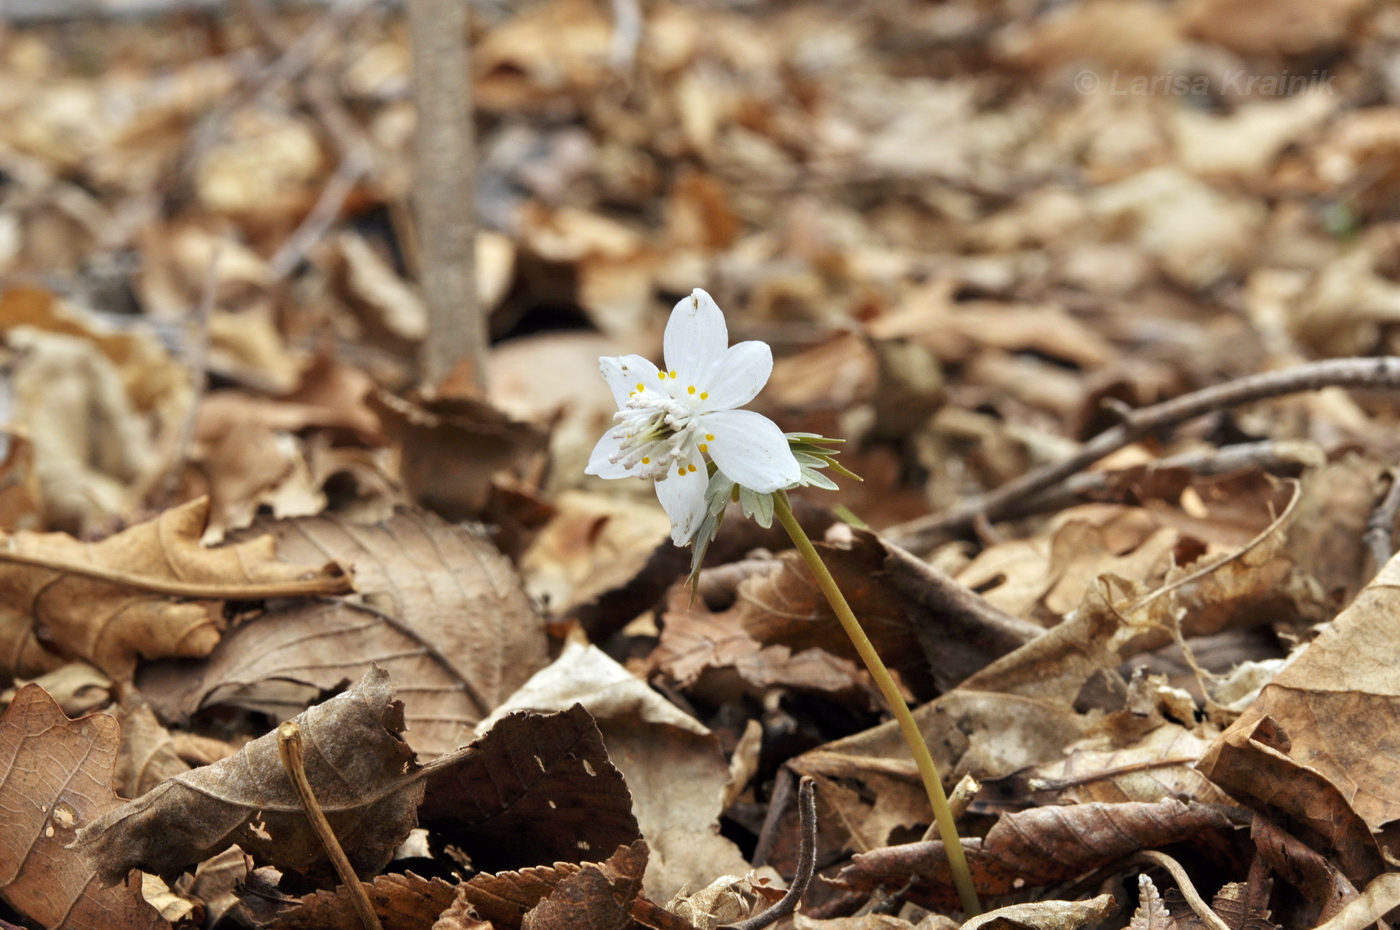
888 357 1400 552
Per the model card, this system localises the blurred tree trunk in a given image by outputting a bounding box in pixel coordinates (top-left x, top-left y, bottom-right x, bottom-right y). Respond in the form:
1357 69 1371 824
406 0 484 393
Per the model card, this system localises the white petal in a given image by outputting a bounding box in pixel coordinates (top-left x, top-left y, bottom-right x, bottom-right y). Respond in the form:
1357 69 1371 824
702 409 801 493
697 341 772 412
600 354 661 408
664 289 728 387
654 455 708 545
585 430 633 479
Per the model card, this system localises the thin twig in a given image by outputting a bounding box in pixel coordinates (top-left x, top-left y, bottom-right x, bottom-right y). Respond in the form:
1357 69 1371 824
1130 850 1230 930
278 722 385 930
268 148 371 280
1364 468 1400 569
145 249 218 510
185 0 377 173
1005 440 1319 522
888 357 1400 553
723 777 817 930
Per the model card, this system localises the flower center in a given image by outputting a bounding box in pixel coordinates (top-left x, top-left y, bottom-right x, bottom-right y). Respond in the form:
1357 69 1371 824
609 385 704 479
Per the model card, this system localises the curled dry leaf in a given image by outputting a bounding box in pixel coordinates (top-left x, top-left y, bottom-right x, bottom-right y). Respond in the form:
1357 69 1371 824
140 507 549 759
76 667 422 887
0 496 351 680
831 799 1237 909
371 391 547 522
0 684 168 930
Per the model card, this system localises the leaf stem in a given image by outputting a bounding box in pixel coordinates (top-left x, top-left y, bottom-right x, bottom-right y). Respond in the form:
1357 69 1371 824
278 722 385 930
772 491 981 916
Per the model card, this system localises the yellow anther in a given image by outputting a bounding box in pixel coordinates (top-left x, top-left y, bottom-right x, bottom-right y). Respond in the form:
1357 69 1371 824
677 467 685 477
705 433 714 441
636 382 644 392
641 457 650 464
700 392 709 400
687 385 696 394
658 371 666 379
669 370 677 378
699 443 708 453
687 464 697 472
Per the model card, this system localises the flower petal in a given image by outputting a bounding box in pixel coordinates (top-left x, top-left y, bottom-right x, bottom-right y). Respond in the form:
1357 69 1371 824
585 429 633 479
654 454 708 545
600 354 661 409
696 341 772 412
664 289 728 387
701 409 801 493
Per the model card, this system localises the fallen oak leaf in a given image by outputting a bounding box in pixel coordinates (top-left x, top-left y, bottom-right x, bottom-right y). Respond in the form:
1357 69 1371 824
0 497 352 679
75 667 421 888
0 684 168 930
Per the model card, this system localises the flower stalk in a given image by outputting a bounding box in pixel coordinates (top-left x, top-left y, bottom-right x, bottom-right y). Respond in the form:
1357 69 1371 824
772 490 982 916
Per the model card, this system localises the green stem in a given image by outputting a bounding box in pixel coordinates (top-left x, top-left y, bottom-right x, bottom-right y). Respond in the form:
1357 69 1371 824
773 490 982 916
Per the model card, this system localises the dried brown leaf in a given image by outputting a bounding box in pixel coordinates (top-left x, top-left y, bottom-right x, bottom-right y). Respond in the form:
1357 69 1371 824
831 800 1237 908
372 391 546 521
420 702 641 875
1198 550 1400 884
0 496 350 680
270 872 458 930
458 860 587 928
0 684 168 930
141 507 548 759
650 584 865 703
76 667 422 887
477 643 747 900
1016 723 1231 807
724 528 1037 697
521 841 647 930
959 893 1116 930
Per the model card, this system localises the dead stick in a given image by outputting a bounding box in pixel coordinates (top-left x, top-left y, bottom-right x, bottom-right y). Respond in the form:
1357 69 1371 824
278 722 384 930
406 0 485 391
1004 440 1318 521
888 357 1400 552
724 777 817 930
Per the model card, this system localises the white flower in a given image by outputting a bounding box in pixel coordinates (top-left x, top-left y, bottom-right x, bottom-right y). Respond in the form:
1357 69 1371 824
586 289 802 545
